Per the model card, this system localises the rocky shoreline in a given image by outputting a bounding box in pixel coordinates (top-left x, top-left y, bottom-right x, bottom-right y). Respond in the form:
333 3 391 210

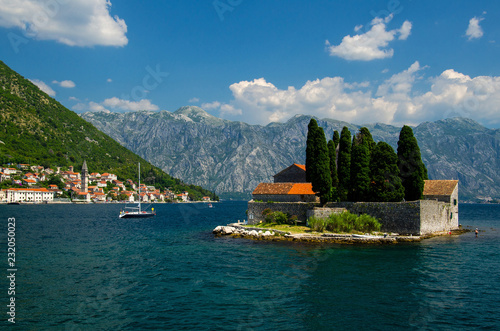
212 224 432 244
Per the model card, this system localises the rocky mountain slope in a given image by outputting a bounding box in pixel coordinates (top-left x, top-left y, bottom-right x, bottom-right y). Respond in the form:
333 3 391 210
82 107 500 201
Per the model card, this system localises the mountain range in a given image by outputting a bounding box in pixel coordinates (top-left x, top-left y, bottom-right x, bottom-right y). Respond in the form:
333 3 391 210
82 106 500 202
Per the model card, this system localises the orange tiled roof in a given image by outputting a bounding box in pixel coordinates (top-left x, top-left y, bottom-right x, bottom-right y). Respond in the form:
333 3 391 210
288 183 315 195
253 182 316 195
423 180 458 196
294 163 306 171
7 188 50 192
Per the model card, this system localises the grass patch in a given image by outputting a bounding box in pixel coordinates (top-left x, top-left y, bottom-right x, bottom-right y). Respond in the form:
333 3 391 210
244 223 310 234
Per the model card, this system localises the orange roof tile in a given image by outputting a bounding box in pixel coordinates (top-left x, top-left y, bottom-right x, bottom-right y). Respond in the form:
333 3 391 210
253 182 316 195
423 180 458 196
253 183 294 195
7 188 50 192
288 183 315 195
294 163 306 171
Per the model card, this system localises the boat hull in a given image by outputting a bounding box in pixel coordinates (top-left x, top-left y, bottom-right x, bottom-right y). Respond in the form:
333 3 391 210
119 212 155 219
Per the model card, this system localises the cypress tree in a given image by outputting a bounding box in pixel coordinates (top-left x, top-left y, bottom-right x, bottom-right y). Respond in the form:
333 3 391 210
305 119 319 184
397 125 428 201
333 130 340 149
359 127 376 154
370 142 404 202
305 119 332 203
337 126 351 201
327 139 338 201
349 129 371 202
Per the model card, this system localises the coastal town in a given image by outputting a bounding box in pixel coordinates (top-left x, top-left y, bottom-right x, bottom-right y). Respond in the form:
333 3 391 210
0 161 212 204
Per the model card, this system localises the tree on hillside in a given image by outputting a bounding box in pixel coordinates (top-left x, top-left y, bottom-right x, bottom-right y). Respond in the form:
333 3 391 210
397 125 428 201
327 139 338 201
349 129 371 201
337 126 351 201
370 142 405 202
306 119 332 204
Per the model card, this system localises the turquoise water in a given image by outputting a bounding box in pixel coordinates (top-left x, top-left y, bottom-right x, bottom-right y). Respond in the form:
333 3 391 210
1 202 499 330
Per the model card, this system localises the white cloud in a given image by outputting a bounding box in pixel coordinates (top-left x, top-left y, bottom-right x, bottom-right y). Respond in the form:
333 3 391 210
398 21 412 40
214 63 500 128
466 16 484 40
220 104 242 116
376 61 425 97
0 0 128 47
107 78 113 83
29 79 55 96
52 80 75 88
188 97 200 103
88 101 108 112
72 97 159 113
69 96 79 101
102 97 159 111
326 15 412 61
201 101 221 110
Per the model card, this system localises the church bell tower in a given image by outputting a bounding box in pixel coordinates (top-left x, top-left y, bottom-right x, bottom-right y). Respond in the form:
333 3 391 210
81 160 89 193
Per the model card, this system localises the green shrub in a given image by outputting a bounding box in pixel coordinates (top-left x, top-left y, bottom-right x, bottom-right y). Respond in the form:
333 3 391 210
310 211 381 233
308 216 326 232
262 208 273 216
273 211 289 224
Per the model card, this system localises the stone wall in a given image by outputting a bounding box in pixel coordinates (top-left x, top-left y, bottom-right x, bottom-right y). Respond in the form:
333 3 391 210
324 201 421 235
306 207 347 220
247 200 319 225
273 166 306 183
419 199 457 235
248 200 459 235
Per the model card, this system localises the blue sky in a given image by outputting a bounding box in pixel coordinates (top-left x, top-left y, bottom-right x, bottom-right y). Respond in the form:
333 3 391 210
1 0 500 128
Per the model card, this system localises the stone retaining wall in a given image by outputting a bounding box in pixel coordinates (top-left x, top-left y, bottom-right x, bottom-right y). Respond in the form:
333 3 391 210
306 207 347 220
247 200 458 235
323 200 457 235
247 200 319 225
324 201 421 235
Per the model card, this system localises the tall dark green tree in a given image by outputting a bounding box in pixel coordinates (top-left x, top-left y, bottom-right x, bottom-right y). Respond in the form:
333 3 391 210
370 142 405 202
337 126 351 201
397 125 428 201
349 129 372 201
359 127 376 154
333 130 340 149
305 119 319 183
305 119 332 203
327 139 338 201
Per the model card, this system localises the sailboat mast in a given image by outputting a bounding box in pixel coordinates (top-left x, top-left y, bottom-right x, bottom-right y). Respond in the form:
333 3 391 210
138 162 141 213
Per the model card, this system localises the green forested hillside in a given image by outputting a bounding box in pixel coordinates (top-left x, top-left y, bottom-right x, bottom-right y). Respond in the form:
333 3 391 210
0 60 217 200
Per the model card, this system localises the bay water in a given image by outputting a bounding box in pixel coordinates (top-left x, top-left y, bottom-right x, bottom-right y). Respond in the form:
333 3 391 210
1 202 499 330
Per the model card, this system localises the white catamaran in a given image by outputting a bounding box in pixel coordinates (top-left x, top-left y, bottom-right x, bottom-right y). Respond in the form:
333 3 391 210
119 163 156 218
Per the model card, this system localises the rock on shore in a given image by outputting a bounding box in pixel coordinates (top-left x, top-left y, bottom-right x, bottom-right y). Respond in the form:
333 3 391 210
213 225 275 238
213 224 423 244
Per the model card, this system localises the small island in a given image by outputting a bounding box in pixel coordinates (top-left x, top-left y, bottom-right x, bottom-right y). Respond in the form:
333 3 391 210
215 120 462 243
